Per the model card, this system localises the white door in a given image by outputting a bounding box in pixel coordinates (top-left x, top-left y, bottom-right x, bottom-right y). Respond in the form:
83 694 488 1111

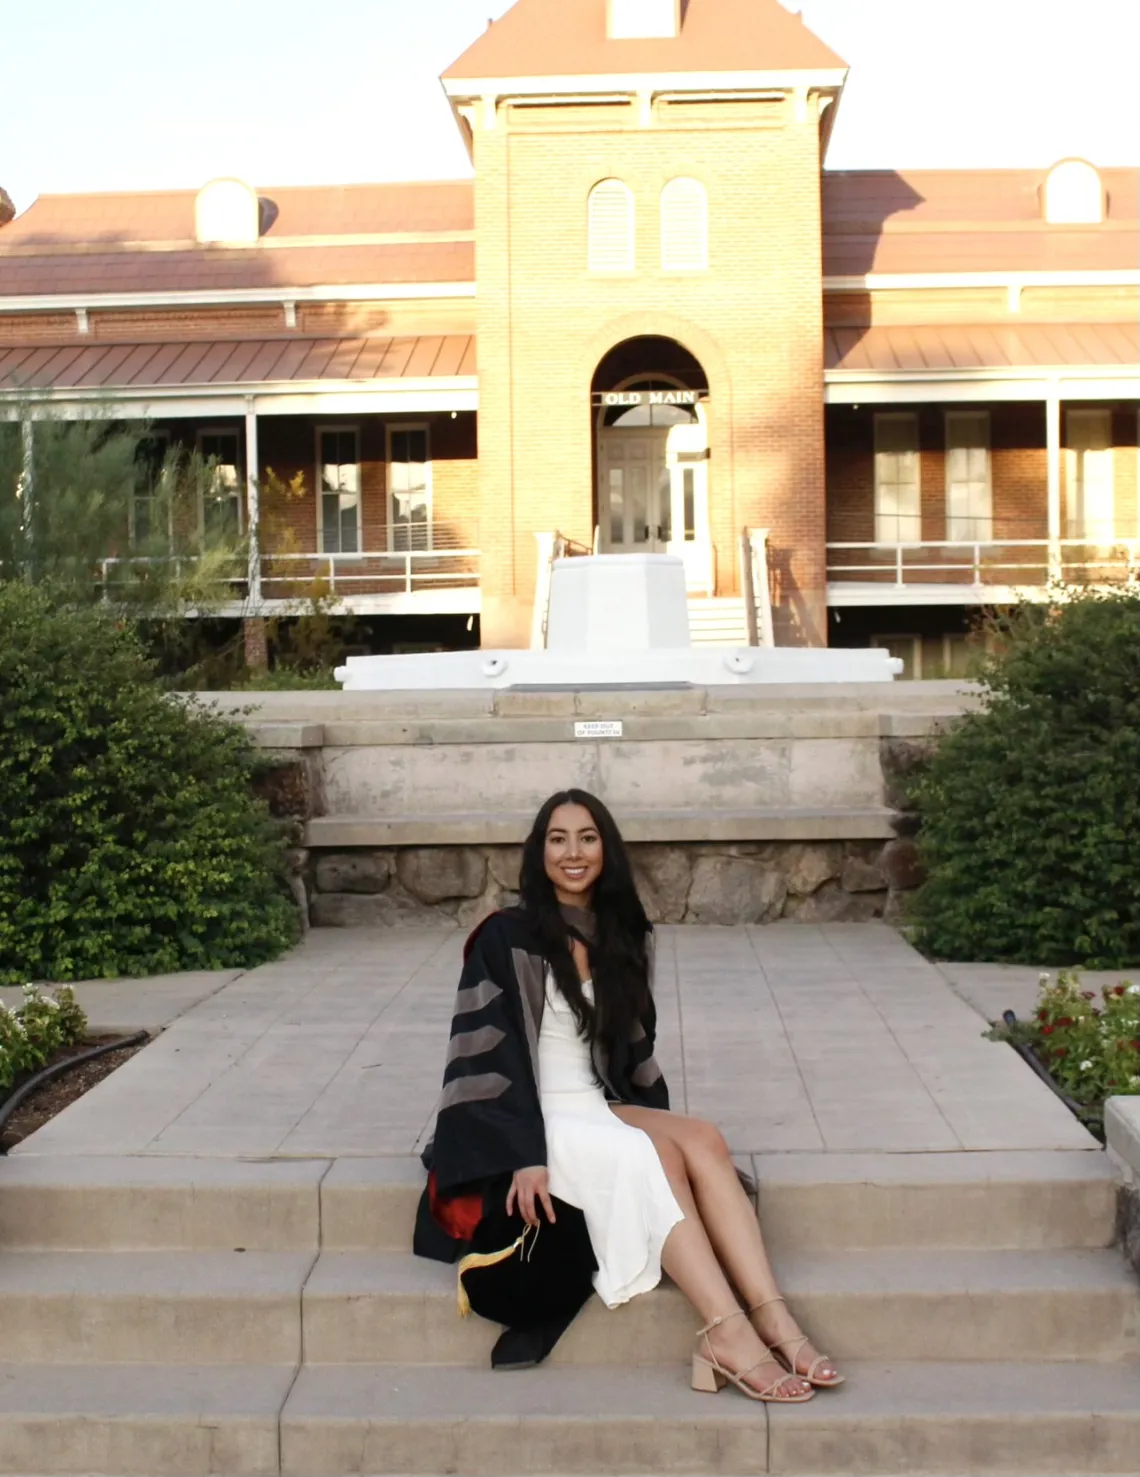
1067 409 1115 544
598 430 671 553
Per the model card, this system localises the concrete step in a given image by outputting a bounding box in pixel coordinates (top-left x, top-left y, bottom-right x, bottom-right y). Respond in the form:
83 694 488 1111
320 1152 1120 1256
0 1359 1135 1476
0 1363 291 1476
0 1251 314 1364
0 1152 1119 1254
0 1155 328 1250
301 1248 1139 1366
278 1360 1140 1475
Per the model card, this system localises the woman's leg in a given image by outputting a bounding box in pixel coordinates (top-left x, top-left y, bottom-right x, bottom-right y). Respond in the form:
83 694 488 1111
649 1136 811 1399
614 1105 841 1384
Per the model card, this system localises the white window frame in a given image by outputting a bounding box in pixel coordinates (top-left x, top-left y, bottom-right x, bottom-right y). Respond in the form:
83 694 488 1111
944 410 992 543
1065 407 1115 543
588 179 635 273
660 177 708 272
873 412 921 544
315 424 363 556
386 422 433 553
196 426 243 539
130 428 170 547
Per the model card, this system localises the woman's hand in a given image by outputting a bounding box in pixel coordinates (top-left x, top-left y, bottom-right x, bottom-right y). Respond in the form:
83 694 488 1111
506 1166 556 1227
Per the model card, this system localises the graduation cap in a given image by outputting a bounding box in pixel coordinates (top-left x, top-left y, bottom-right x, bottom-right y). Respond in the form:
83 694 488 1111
457 1194 597 1329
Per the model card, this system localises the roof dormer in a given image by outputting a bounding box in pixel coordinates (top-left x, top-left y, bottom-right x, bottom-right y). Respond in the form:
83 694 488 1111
606 0 681 39
1042 159 1104 225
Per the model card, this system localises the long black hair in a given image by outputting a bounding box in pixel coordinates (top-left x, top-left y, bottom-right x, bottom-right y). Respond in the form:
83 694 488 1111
518 789 651 1059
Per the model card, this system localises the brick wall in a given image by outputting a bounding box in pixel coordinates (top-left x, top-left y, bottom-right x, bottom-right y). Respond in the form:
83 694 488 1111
471 93 829 647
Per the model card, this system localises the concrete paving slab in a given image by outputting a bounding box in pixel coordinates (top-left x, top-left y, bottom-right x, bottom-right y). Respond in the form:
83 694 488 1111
936 962 1137 1026
10 924 1100 1159
0 970 240 1034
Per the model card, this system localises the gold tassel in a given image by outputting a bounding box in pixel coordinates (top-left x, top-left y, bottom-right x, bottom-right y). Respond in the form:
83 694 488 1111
455 1228 532 1318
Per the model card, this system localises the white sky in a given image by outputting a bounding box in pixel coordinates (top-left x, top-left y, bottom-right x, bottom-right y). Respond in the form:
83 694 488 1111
2 0 1138 216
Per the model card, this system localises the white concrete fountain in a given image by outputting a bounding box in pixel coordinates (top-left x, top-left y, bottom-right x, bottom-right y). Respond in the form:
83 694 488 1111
335 554 902 690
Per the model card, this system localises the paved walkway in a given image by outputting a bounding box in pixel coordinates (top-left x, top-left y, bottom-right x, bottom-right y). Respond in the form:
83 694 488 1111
12 924 1095 1159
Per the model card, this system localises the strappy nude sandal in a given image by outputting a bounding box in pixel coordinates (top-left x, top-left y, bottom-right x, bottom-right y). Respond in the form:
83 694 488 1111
748 1296 846 1388
691 1310 815 1402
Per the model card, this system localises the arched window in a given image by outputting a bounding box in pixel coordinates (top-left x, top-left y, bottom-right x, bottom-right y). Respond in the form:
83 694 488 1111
660 178 708 271
1043 159 1103 225
588 179 635 272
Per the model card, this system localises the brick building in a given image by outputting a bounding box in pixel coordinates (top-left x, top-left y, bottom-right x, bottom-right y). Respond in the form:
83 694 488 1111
1 0 1137 670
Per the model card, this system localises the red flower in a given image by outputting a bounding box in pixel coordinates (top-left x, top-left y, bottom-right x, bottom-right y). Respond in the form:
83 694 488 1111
1036 1008 1048 1021
1056 1017 1073 1028
1041 1025 1055 1035
1054 1047 1068 1058
1081 992 1096 1000
1113 986 1126 997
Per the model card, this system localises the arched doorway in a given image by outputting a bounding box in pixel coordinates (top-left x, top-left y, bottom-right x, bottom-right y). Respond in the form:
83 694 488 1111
592 337 712 592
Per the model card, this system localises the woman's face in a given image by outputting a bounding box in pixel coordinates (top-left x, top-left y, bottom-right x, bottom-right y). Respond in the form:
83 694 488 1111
544 802 604 907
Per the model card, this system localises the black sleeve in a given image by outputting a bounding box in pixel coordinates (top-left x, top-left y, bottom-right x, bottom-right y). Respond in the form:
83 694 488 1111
429 916 547 1195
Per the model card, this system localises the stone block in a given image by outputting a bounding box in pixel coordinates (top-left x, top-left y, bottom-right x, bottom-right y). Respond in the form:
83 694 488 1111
841 843 888 893
783 842 841 897
487 845 523 890
310 892 454 929
313 852 391 895
685 855 786 925
784 881 886 923
882 836 927 891
880 733 941 810
396 847 487 904
631 845 693 924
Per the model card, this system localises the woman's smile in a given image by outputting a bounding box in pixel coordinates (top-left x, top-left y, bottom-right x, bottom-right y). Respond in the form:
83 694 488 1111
544 803 604 906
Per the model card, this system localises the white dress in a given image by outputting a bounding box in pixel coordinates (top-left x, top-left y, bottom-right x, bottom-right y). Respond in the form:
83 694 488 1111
538 973 685 1308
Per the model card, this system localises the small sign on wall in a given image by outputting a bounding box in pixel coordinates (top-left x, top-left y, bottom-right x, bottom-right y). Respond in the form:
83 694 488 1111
574 721 624 739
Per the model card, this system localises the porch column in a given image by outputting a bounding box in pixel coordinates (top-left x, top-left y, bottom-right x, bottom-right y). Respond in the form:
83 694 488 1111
19 419 34 576
1046 388 1062 582
242 397 267 672
244 397 261 605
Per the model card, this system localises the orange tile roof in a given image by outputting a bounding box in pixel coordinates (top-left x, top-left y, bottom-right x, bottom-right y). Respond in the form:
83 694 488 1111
822 169 1139 275
0 242 474 297
0 335 476 391
1 181 474 247
443 0 846 80
826 322 1140 373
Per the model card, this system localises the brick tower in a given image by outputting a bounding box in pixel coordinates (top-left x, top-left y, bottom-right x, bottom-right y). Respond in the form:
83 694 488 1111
443 0 848 647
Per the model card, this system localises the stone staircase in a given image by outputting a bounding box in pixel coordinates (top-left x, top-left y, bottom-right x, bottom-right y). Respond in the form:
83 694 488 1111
687 595 751 645
0 1149 1137 1476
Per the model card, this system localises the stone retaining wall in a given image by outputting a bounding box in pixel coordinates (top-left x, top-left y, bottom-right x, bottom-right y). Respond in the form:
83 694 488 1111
305 836 925 930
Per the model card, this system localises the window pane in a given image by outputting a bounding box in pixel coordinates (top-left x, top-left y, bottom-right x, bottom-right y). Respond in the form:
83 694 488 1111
322 493 342 554
609 468 625 545
390 427 430 550
683 468 695 541
875 416 920 543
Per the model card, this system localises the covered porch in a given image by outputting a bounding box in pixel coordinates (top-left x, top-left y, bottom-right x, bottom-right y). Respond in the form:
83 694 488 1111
824 323 1140 608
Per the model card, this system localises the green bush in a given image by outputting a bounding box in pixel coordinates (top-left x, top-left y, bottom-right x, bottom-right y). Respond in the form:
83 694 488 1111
911 587 1140 967
0 585 300 983
0 985 89 1093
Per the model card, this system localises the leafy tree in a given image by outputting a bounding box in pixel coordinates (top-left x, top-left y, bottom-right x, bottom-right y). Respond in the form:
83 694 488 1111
911 586 1140 967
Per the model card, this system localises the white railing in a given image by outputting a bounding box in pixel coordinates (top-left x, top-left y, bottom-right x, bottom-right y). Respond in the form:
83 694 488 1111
259 548 479 600
531 531 593 649
827 538 1140 590
739 527 775 647
96 548 480 604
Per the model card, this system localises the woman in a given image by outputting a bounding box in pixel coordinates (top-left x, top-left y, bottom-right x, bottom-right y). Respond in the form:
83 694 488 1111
416 789 843 1402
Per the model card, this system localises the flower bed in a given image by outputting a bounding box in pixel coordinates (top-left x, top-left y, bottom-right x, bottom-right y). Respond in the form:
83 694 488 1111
987 971 1139 1137
0 984 89 1097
